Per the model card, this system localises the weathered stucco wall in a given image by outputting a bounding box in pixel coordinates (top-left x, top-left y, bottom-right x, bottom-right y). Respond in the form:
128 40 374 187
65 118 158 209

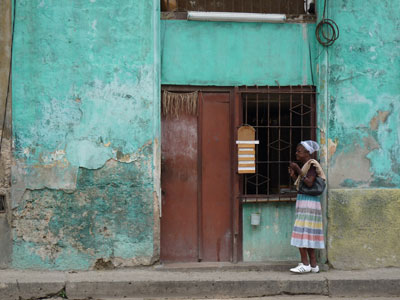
12 0 160 270
325 0 400 188
328 189 400 269
161 20 316 86
0 0 12 269
320 0 400 269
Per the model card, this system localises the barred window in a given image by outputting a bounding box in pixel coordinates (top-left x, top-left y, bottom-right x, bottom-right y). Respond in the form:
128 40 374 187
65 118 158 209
240 86 316 202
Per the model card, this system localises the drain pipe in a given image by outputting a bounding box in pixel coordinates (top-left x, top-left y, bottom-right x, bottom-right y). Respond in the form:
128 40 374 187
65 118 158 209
187 11 287 23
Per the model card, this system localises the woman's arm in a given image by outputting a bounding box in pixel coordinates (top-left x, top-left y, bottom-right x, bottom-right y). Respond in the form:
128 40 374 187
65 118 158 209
302 166 317 187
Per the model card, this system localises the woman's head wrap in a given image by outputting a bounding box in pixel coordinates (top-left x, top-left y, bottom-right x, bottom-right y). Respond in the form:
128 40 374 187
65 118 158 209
300 140 320 154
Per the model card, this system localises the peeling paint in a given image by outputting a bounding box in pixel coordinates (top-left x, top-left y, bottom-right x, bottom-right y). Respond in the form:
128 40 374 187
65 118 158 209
12 143 156 270
369 110 390 130
324 0 400 188
329 144 372 188
11 1 160 270
327 138 338 161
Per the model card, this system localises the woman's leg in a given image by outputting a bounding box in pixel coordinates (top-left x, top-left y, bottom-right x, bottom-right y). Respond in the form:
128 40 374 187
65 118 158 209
299 248 309 265
307 248 317 267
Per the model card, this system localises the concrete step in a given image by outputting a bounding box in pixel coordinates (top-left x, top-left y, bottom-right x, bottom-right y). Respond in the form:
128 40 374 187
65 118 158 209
154 261 329 272
96 298 400 300
0 267 399 300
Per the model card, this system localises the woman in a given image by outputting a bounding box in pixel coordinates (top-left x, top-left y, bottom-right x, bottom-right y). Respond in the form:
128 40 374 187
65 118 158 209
288 140 326 273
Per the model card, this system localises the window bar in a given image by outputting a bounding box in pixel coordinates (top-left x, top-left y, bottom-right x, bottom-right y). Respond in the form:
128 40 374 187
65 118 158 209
245 93 248 193
301 88 304 141
278 86 281 200
299 0 304 14
245 93 248 124
310 88 316 141
256 92 259 194
267 86 270 196
289 86 293 192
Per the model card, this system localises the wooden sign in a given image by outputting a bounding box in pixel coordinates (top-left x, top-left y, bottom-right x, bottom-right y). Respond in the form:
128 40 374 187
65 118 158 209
236 125 258 174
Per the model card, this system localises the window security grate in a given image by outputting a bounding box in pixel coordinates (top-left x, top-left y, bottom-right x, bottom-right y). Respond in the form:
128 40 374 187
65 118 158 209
162 0 311 15
240 86 316 202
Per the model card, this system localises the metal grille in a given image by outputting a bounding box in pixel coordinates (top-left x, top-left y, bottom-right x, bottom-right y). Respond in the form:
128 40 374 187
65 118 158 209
162 0 308 15
240 86 316 202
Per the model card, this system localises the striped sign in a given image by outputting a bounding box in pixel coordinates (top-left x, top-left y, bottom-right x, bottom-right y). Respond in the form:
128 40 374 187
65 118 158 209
236 141 258 174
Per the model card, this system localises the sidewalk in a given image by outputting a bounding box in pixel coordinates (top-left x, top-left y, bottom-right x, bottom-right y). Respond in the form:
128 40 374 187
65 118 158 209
0 263 399 300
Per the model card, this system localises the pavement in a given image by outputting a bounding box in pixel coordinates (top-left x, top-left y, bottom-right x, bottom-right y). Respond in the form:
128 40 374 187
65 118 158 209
0 262 399 300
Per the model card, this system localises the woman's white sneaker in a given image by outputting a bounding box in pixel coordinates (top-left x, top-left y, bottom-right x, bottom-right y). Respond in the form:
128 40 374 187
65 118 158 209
311 265 320 273
290 263 311 273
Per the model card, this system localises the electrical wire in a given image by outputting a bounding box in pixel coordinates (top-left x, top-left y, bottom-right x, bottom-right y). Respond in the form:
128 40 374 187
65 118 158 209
315 0 339 47
0 0 16 157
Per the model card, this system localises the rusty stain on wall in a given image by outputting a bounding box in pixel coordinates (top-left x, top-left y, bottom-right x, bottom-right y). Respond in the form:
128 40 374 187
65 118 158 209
328 138 338 161
369 110 390 131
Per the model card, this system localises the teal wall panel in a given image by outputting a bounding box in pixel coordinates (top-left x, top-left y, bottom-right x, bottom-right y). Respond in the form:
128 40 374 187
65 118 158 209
11 0 160 270
320 0 400 188
243 203 299 261
316 0 400 269
161 20 316 86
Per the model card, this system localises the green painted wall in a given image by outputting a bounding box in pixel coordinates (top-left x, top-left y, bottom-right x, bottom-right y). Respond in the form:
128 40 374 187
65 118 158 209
323 0 400 188
161 20 316 86
0 0 12 269
318 0 400 269
243 203 298 261
11 0 160 270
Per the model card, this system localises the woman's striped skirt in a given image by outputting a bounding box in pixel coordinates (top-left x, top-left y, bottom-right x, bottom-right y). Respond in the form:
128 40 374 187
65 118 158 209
290 193 325 249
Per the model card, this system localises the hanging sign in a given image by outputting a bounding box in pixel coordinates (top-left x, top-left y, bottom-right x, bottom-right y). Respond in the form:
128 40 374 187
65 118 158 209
236 125 259 174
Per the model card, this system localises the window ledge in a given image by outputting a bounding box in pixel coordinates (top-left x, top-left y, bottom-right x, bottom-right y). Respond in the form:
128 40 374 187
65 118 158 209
161 12 316 23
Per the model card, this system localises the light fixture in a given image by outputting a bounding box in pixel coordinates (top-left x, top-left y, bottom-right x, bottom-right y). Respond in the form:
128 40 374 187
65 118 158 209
187 11 287 23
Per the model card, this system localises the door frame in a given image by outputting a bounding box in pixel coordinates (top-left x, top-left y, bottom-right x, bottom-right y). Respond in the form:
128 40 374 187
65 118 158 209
161 85 242 262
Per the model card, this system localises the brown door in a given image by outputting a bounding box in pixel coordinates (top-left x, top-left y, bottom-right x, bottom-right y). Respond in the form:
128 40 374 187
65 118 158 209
161 92 232 262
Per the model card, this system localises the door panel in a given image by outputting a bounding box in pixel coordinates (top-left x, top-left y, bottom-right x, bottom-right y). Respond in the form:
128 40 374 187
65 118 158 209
161 91 232 262
201 93 232 261
161 114 198 262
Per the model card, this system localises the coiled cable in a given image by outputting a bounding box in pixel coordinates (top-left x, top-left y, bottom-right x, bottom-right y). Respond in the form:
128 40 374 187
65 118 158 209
315 0 339 47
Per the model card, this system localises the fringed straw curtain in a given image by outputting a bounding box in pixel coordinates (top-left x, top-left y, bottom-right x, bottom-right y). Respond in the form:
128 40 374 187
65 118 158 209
162 91 198 118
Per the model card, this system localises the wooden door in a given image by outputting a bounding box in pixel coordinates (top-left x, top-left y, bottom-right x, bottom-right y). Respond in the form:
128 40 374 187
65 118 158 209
201 93 232 261
160 91 232 262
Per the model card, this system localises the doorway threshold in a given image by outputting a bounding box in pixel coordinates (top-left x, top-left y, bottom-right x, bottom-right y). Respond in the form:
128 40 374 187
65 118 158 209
154 261 303 272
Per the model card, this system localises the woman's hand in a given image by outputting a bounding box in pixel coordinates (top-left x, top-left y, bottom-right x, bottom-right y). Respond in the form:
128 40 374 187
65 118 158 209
288 162 300 180
288 167 296 178
289 162 301 174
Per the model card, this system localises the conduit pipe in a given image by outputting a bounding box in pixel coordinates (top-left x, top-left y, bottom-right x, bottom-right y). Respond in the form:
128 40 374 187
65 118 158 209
187 11 287 23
